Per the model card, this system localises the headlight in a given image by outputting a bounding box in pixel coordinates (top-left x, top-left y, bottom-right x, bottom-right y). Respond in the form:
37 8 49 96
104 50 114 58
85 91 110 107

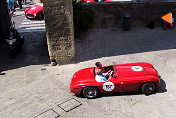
34 13 36 17
9 42 14 45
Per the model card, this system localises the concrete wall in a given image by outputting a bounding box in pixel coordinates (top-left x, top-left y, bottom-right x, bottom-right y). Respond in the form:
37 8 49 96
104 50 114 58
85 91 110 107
84 2 176 28
0 0 10 42
43 0 75 65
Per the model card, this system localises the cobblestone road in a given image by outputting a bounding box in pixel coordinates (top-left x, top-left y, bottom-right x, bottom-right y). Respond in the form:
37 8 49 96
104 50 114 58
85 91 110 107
0 26 176 117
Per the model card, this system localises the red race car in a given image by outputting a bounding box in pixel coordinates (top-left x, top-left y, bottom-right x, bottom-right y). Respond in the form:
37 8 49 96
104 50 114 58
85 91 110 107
104 0 128 2
25 4 43 20
80 0 95 3
70 62 160 99
104 0 113 2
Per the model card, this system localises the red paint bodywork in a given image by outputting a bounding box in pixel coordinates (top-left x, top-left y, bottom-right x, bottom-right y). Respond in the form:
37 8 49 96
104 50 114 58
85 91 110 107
104 0 122 2
25 5 43 19
104 0 114 2
70 62 160 95
80 0 95 3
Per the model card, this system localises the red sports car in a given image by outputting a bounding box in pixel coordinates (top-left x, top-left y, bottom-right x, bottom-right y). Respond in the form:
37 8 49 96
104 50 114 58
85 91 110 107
70 62 160 99
25 4 43 20
80 0 95 3
104 0 127 2
104 0 113 2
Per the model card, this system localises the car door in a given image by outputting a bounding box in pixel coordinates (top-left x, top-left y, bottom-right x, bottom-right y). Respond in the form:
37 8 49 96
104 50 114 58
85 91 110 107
115 76 142 92
97 76 119 93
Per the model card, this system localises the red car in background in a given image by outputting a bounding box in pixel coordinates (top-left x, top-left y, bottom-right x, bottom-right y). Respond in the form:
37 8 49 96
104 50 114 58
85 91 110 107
80 0 95 3
25 4 43 20
104 0 113 2
70 62 160 99
104 0 123 2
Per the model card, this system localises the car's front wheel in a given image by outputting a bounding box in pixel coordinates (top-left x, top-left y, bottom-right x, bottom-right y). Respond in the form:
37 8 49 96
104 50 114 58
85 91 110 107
82 87 99 99
142 82 156 95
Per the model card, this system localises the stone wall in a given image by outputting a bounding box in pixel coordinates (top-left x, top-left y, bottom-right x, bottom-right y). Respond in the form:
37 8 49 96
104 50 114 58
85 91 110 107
43 0 75 65
43 1 176 65
84 2 176 28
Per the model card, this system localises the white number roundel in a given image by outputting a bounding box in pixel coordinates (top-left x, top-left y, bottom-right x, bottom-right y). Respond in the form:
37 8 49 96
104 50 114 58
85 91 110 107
131 66 143 71
103 82 115 91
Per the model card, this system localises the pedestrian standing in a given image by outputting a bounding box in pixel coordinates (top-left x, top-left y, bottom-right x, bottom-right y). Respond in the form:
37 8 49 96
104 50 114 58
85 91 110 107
7 0 10 12
163 17 174 31
22 0 26 5
18 0 22 9
7 0 15 16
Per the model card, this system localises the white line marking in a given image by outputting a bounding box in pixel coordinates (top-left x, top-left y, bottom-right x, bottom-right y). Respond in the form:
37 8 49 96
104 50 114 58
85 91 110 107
23 19 30 21
19 24 45 28
25 27 45 30
18 29 46 33
21 21 45 25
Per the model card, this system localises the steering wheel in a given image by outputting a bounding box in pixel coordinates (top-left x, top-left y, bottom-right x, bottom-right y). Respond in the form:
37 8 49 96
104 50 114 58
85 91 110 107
109 71 114 76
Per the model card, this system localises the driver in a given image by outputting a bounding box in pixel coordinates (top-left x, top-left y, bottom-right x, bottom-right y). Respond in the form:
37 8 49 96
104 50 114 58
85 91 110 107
95 69 112 82
95 62 106 73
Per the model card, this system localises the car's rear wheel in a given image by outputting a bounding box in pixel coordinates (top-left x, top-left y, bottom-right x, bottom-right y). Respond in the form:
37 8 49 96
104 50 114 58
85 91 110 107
38 12 43 20
142 82 156 95
83 87 99 99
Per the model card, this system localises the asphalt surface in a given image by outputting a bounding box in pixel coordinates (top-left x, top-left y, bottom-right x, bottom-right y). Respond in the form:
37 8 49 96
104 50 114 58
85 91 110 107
0 27 176 118
0 1 176 118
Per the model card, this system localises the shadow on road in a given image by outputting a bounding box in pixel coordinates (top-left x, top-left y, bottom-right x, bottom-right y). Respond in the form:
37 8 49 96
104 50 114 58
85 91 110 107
100 91 141 98
1 27 176 73
0 31 50 72
75 28 176 63
158 78 167 93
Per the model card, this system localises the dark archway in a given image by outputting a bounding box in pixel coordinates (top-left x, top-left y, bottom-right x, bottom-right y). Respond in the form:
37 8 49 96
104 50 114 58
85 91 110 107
0 0 10 42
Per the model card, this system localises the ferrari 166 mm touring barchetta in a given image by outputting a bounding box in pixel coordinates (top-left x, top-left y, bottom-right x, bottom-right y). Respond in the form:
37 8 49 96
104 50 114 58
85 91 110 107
70 62 160 99
25 4 43 20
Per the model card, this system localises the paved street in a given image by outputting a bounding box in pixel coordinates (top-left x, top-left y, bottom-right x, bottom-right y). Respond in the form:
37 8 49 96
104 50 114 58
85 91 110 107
0 0 176 117
18 18 45 31
0 25 176 117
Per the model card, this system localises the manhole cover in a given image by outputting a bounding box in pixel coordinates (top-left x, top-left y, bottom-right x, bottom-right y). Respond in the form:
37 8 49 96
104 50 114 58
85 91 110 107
58 98 82 112
34 109 60 118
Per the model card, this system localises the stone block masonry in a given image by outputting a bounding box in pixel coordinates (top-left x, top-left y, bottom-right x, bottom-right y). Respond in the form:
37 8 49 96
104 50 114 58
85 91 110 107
84 2 176 28
43 1 176 65
43 0 75 65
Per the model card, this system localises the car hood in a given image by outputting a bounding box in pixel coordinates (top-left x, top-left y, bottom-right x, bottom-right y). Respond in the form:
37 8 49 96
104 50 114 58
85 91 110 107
71 67 95 85
81 0 95 2
25 5 43 14
116 65 157 78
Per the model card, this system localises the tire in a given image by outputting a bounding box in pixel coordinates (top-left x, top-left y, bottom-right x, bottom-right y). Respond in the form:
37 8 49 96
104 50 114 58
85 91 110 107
75 94 83 98
38 12 43 20
142 82 156 95
82 87 99 99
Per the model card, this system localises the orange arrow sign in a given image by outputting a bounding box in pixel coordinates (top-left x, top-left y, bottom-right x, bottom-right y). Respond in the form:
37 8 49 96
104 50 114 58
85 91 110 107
161 12 172 24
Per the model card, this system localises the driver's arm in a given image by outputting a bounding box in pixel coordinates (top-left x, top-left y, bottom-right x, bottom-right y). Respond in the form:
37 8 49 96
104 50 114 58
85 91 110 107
107 75 112 81
106 70 111 74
